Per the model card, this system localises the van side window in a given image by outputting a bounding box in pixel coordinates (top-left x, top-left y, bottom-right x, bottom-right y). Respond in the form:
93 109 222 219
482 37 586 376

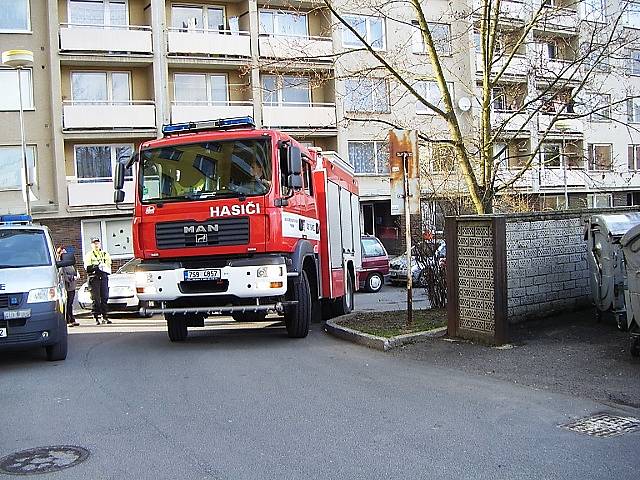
302 161 313 196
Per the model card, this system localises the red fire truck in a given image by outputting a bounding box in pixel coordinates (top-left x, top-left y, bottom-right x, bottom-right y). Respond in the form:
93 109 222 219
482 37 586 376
114 117 361 341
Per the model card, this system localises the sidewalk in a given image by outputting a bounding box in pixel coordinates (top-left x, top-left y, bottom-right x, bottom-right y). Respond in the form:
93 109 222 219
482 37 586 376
391 308 640 409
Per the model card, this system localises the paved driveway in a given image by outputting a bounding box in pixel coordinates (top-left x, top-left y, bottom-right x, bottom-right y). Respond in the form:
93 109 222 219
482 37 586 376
0 317 636 479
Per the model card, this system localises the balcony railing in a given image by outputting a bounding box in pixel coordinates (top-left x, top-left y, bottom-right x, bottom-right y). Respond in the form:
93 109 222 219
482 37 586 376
167 28 251 57
59 23 152 54
539 113 583 132
62 101 156 130
258 34 333 60
476 53 529 77
170 101 254 123
538 7 579 32
535 57 580 81
492 111 531 132
262 102 337 128
67 178 134 206
472 0 530 22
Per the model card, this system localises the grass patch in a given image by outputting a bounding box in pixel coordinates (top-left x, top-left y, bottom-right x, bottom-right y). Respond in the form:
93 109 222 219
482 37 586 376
336 309 447 338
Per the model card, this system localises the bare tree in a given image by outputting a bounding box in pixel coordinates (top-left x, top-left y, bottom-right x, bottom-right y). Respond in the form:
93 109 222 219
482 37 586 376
310 0 640 213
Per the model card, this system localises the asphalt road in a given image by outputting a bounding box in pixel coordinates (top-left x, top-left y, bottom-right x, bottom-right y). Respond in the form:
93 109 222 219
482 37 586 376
0 315 637 479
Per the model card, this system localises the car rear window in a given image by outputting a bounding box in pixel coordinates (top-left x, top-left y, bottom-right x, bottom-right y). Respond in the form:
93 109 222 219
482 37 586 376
0 230 51 268
362 237 385 257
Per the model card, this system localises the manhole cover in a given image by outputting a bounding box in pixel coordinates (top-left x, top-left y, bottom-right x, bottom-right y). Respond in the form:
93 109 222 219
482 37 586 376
0 446 89 475
560 413 640 438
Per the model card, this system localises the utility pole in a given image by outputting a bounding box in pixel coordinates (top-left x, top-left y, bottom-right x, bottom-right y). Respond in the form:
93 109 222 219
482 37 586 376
398 150 413 328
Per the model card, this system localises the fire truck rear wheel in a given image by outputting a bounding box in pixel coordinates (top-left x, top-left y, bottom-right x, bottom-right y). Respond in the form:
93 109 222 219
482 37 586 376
166 313 188 342
333 272 354 316
285 270 311 338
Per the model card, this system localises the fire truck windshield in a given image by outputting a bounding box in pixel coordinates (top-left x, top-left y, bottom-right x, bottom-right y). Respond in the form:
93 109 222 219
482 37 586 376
139 139 271 203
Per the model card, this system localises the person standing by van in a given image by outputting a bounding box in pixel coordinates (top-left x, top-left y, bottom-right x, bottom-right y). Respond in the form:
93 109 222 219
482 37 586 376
84 238 112 325
57 246 80 327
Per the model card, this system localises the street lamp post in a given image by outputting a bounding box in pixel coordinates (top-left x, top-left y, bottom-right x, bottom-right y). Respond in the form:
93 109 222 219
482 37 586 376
2 50 34 216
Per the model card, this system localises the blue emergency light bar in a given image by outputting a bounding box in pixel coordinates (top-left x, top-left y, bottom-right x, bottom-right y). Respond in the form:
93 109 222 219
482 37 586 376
162 116 256 136
0 214 32 224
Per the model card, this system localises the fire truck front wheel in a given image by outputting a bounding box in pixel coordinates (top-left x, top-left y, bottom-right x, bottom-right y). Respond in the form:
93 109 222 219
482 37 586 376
284 270 311 338
165 313 188 342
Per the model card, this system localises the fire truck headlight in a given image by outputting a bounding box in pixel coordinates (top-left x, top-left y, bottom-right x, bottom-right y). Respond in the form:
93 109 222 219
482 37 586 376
257 266 284 278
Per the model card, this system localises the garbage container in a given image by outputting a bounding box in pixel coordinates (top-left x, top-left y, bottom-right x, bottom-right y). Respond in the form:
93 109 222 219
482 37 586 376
620 223 640 357
584 213 640 330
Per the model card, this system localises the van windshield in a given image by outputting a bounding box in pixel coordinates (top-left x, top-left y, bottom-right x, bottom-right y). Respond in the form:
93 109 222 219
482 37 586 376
0 230 51 268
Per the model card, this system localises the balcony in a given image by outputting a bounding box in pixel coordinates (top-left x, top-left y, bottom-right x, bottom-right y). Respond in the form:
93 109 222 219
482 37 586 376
537 7 579 33
262 103 337 128
167 29 251 57
170 102 254 123
476 53 529 77
59 24 152 54
473 0 530 22
62 101 156 130
258 34 333 60
538 114 583 133
67 179 134 207
492 111 532 132
540 168 586 188
535 57 580 82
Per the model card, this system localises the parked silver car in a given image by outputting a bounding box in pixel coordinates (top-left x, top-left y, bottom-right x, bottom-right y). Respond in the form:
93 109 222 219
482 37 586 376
78 259 151 316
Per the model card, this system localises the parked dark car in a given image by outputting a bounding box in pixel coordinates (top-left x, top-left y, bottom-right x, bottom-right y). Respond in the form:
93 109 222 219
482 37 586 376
358 235 390 293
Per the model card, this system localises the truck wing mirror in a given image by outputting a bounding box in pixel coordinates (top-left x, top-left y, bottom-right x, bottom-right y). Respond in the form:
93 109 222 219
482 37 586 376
288 145 302 176
288 174 303 191
114 189 125 204
114 161 126 191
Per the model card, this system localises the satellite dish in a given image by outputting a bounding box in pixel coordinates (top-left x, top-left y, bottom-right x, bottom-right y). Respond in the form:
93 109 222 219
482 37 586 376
458 97 472 112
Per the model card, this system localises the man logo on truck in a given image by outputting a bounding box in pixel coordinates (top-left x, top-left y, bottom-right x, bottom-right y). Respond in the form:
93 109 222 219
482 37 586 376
0 284 5 291
184 224 219 234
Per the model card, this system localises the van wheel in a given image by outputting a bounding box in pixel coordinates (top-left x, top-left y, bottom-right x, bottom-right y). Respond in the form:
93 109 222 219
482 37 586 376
284 270 311 338
45 327 68 362
365 273 384 293
166 313 188 342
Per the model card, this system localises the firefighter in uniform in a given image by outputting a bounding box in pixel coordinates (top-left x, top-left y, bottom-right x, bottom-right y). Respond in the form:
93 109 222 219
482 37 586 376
84 238 112 325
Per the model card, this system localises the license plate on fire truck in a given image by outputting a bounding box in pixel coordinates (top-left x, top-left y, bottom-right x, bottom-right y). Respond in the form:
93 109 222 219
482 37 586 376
184 269 221 281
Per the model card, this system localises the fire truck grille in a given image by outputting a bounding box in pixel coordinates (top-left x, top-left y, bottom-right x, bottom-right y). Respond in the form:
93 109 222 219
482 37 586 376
156 218 250 249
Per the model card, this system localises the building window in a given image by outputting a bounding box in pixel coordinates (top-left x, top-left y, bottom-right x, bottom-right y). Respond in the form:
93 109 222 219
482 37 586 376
582 0 606 22
627 191 640 206
534 41 557 60
587 144 612 170
262 75 310 106
541 195 567 211
627 1 640 28
587 193 612 208
259 9 307 36
171 4 225 32
71 71 131 104
344 77 389 113
412 21 452 55
74 144 133 183
542 142 582 168
0 0 30 31
348 141 389 175
69 0 127 26
630 50 640 75
342 15 385 50
0 145 36 190
508 140 530 169
0 69 33 111
629 145 640 170
173 73 227 105
415 80 453 114
431 144 456 172
82 218 133 259
628 99 640 123
586 93 611 122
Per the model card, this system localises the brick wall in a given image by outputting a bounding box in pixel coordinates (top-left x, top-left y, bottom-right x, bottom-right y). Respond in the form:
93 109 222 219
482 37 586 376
505 217 590 323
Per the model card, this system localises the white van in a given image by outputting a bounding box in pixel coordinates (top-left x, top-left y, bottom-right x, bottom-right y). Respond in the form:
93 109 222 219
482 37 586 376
0 215 75 361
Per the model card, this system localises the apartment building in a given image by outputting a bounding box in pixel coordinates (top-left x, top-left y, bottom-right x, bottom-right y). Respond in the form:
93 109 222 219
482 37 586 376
1 0 639 259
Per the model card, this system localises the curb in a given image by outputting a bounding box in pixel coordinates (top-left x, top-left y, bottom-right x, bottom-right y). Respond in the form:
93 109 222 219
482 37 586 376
324 317 447 351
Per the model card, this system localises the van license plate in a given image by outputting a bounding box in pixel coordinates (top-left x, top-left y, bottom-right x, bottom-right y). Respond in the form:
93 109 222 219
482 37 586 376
184 269 221 281
0 328 6 338
3 309 31 320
